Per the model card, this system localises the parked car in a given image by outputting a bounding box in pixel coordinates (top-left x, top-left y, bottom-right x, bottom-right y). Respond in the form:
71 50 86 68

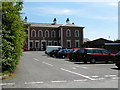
72 48 115 63
23 47 28 51
45 46 62 55
115 51 120 69
49 49 60 57
68 48 80 61
56 49 74 58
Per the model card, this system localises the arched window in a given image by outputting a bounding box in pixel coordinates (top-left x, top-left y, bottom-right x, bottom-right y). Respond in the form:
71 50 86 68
75 30 79 37
38 30 43 37
31 30 36 37
45 30 49 37
51 30 56 37
66 29 71 37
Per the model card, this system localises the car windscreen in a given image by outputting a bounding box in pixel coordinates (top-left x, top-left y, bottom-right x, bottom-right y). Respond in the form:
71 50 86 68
116 51 120 55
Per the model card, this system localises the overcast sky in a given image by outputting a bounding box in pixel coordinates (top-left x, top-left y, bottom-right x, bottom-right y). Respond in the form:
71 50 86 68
22 1 118 41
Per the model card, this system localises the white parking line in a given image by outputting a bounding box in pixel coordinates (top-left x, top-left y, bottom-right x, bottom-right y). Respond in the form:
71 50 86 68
74 79 87 82
72 67 77 69
42 62 53 66
81 67 88 69
91 76 99 78
0 83 15 86
60 68 95 80
33 58 39 61
105 75 117 77
25 81 43 84
51 80 67 83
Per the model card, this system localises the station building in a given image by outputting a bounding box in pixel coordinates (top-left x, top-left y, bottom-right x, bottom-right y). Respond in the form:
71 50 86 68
24 17 85 51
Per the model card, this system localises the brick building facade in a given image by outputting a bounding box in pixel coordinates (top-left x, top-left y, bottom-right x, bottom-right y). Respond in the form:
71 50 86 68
24 18 84 51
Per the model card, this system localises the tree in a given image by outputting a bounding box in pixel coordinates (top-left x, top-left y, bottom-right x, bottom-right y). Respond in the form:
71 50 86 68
2 2 26 72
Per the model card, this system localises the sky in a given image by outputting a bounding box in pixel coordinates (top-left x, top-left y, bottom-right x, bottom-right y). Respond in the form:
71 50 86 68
22 1 118 41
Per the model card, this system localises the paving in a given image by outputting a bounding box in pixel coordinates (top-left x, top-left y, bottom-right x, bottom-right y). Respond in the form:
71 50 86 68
1 51 120 88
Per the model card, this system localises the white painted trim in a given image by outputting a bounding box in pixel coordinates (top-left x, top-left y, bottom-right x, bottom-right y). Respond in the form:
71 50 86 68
48 41 52 46
41 40 47 50
45 30 49 37
35 40 39 48
51 30 56 37
61 28 63 47
75 40 80 48
66 29 71 37
66 40 71 48
30 40 34 48
75 30 79 37
28 25 30 50
31 29 36 37
38 30 43 37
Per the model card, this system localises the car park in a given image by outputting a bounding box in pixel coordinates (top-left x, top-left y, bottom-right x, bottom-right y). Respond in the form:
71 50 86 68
72 48 115 63
115 51 120 69
56 49 73 58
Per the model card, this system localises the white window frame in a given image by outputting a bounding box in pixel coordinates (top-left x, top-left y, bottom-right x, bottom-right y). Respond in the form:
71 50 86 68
35 40 40 48
51 30 56 37
75 30 79 37
66 40 71 48
38 30 43 37
75 40 80 48
48 41 52 46
45 30 49 37
30 40 34 48
31 30 36 37
66 29 71 37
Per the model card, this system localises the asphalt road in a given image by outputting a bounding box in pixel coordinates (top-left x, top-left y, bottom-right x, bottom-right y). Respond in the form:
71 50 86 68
1 51 120 88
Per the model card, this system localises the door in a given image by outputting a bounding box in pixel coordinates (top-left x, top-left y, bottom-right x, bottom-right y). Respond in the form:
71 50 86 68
41 41 46 51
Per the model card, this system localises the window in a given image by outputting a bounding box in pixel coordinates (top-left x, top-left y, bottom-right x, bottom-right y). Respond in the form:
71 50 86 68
75 40 79 48
31 30 36 37
87 49 93 53
38 30 43 37
48 41 52 46
45 30 49 37
78 49 84 53
93 50 102 54
101 50 109 54
66 29 71 37
75 30 79 37
67 40 71 48
51 30 56 37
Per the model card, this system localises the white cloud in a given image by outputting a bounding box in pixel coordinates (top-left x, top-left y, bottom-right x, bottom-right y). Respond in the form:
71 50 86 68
108 2 118 6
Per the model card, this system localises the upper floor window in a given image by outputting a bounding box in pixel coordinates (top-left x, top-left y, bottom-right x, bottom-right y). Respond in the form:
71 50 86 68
38 30 43 37
51 30 56 37
75 30 79 37
66 29 71 37
45 30 49 37
31 30 36 37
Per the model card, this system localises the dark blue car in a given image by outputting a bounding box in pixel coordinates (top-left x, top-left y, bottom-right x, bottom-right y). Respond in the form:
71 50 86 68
56 49 73 58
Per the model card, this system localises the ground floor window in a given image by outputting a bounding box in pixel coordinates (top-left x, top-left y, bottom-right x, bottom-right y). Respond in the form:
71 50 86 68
48 41 52 46
30 41 33 48
75 40 79 48
67 40 71 48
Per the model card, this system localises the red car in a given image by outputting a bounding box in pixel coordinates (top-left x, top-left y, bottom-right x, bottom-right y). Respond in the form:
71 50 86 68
23 47 28 51
71 48 115 63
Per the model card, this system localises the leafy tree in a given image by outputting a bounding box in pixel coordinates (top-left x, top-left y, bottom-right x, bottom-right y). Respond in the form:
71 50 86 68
2 2 26 72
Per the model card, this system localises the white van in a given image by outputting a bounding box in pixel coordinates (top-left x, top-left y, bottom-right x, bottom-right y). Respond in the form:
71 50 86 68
45 46 62 54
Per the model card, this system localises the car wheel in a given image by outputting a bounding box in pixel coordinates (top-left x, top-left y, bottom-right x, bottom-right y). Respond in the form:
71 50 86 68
62 55 65 58
90 58 96 64
116 64 120 69
84 60 87 64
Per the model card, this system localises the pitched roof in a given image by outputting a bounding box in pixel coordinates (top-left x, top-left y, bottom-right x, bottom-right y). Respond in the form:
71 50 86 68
25 22 84 28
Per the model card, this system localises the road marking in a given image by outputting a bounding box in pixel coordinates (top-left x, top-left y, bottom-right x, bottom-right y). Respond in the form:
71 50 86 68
33 58 39 61
51 80 67 83
25 81 43 84
81 67 88 69
111 77 120 80
42 62 53 66
105 75 117 77
94 78 105 80
74 79 87 82
0 83 15 86
72 67 77 69
91 76 99 78
60 68 95 80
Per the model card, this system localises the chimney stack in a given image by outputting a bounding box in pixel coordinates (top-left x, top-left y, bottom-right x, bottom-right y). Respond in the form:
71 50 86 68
66 18 70 24
24 16 27 23
53 18 57 25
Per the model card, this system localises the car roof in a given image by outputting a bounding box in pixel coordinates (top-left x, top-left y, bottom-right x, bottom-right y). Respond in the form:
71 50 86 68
83 48 106 50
